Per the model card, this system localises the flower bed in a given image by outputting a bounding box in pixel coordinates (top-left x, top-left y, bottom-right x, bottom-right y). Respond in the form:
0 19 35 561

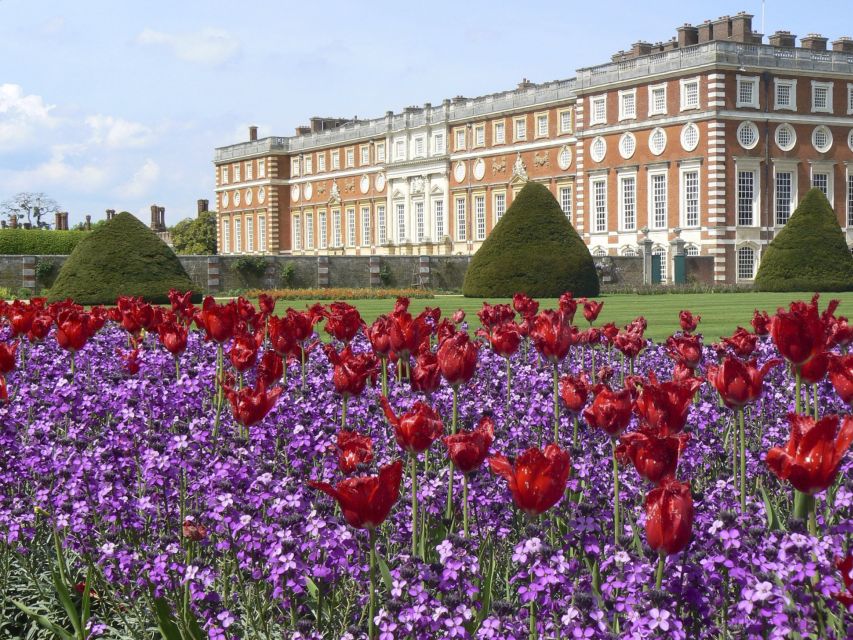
0 292 851 639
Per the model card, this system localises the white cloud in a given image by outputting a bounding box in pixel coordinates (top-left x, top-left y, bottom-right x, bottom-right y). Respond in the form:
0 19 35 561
86 114 154 149
136 27 240 65
4 146 109 193
117 159 160 198
0 84 58 149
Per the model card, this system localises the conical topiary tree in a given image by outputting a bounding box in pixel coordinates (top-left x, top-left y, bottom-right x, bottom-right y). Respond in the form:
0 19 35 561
754 188 853 292
462 181 599 297
47 211 198 304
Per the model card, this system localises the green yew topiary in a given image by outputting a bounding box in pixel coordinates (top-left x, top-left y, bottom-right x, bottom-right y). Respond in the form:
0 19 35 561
462 181 599 297
0 229 90 255
47 212 197 304
754 188 853 292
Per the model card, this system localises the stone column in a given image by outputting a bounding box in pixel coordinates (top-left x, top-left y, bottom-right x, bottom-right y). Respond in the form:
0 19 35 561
369 256 381 287
418 255 430 288
21 256 36 291
640 238 654 285
206 256 221 291
318 256 330 287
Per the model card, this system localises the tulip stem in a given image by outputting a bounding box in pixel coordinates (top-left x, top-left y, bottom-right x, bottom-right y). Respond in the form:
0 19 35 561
611 438 620 546
381 358 388 397
655 553 665 590
505 357 512 408
812 385 818 421
572 415 579 450
738 409 746 514
341 396 348 431
793 490 816 534
445 386 458 520
591 347 596 383
794 370 802 415
528 599 537 640
410 455 418 558
368 528 377 640
552 363 560 443
301 346 307 390
175 358 181 380
462 473 469 538
69 351 76 381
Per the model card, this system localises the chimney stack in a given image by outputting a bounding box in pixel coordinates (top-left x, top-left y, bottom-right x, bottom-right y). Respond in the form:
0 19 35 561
158 206 166 230
769 30 797 48
832 37 853 53
9 215 17 229
801 33 828 51
106 208 115 221
249 125 258 141
150 204 159 229
697 20 713 43
677 24 699 47
197 199 209 216
55 211 63 230
630 41 653 58
730 12 753 42
85 215 91 231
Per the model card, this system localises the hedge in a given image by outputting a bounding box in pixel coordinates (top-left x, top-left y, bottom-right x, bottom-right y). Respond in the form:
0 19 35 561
0 229 90 255
462 181 599 297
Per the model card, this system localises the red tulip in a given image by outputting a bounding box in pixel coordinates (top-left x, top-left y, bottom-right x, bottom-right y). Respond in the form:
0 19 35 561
367 315 393 358
477 302 515 330
706 356 782 410
617 429 690 484
437 331 478 387
390 304 434 360
28 313 53 343
530 310 577 362
258 293 275 316
645 477 694 555
168 289 195 321
158 317 188 356
833 554 853 609
559 372 590 414
442 416 495 473
722 327 758 358
558 292 577 325
196 296 236 343
771 296 826 366
223 380 282 427
828 354 853 404
766 413 853 495
268 315 297 358
256 350 284 388
336 430 374 473
182 519 208 542
324 345 380 398
828 316 853 350
435 318 456 343
671 362 698 384
381 396 444 454
229 333 259 373
798 351 829 385
600 322 619 345
55 309 94 352
410 346 441 394
634 373 703 436
324 301 364 343
512 293 539 320
0 376 7 403
751 309 771 336
583 386 633 438
489 444 571 516
0 341 18 375
451 309 466 325
7 302 34 337
309 460 403 530
478 322 521 358
679 310 700 333
614 331 645 359
118 348 142 375
583 300 604 324
665 334 703 370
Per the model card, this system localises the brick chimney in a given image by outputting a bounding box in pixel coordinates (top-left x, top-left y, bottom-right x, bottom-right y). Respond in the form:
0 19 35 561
801 33 828 51
630 41 653 58
106 208 115 221
8 215 16 229
832 37 853 53
249 125 258 141
697 20 713 43
517 78 534 90
55 211 63 229
769 30 797 48
150 204 159 229
158 206 166 230
730 12 753 42
711 15 732 41
85 215 91 231
677 24 699 47
197 199 209 216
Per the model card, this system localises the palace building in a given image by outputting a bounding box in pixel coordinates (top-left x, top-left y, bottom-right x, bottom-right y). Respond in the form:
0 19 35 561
213 12 853 283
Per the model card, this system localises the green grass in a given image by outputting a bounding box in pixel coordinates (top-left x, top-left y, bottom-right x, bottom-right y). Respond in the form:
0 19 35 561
270 291 853 344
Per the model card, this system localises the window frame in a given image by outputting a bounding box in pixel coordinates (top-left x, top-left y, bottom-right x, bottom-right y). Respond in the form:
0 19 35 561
395 202 406 243
413 135 426 158
473 124 486 147
376 204 386 245
848 83 853 115
360 145 370 166
534 112 549 138
618 88 637 121
258 215 266 252
847 168 853 228
589 175 608 234
513 116 527 141
558 184 572 218
376 142 386 163
680 77 700 111
433 199 444 240
345 147 355 168
736 74 760 109
774 78 797 111
345 207 356 247
493 191 507 224
493 120 506 145
317 153 326 173
221 219 230 254
589 95 607 125
648 169 669 230
811 80 834 114
773 163 797 227
679 165 701 229
736 245 757 281
558 108 573 134
433 132 445 155
735 161 760 227
617 172 637 232
303 212 313 250
648 83 667 116
332 208 342 247
318 209 328 249
291 157 300 177
361 205 371 247
289 215 298 252
454 127 466 151
245 161 253 181
455 196 467 241
473 194 486 240
414 200 425 242
331 150 340 170
810 164 834 206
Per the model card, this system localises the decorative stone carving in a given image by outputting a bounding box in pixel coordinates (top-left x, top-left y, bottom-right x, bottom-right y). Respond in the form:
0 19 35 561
316 183 326 196
512 153 528 181
411 176 425 194
344 178 355 193
491 157 507 175
330 181 340 201
533 152 550 168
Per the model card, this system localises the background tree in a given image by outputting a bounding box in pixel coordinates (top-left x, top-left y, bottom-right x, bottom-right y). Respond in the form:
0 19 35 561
170 211 218 255
1 192 61 229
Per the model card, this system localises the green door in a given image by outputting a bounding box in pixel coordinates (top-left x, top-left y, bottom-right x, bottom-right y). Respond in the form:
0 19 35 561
651 254 663 284
673 254 686 284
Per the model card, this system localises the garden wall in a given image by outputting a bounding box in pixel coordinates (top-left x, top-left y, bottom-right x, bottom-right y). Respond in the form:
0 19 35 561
0 254 715 295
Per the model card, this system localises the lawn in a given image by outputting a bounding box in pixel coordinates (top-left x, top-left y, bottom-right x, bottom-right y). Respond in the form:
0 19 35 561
271 291 853 343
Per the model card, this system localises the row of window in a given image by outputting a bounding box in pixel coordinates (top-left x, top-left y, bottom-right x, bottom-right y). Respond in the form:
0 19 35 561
736 76 853 114
737 122 848 153
220 216 267 254
743 168 853 227
593 244 757 282
590 78 701 125
290 188 572 249
291 142 387 177
452 109 573 152
220 186 266 209
220 159 266 186
590 168 701 233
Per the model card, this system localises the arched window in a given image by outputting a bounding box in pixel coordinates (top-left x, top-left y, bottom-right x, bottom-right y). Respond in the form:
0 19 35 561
684 244 700 256
737 245 756 280
621 246 638 257
653 245 668 281
592 247 607 257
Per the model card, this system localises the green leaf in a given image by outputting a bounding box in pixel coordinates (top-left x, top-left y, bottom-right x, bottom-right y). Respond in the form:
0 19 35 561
51 569 83 640
152 597 183 640
759 482 782 531
183 608 206 640
377 555 393 593
9 599 75 640
81 565 93 632
305 577 319 601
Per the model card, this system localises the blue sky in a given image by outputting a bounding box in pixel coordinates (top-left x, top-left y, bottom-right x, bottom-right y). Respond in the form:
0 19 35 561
1 0 850 227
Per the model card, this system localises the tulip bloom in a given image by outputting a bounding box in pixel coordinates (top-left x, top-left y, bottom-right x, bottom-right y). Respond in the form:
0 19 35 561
558 292 577 325
0 340 18 375
367 315 393 359
437 331 478 388
28 314 53 343
477 302 515 330
410 346 441 395
751 309 771 336
309 460 403 530
223 380 282 429
583 386 633 438
617 430 690 484
229 333 259 373
582 299 604 324
771 296 826 366
182 519 208 542
559 372 590 415
118 348 142 375
722 327 758 358
325 345 380 399
256 350 284 388
833 554 853 610
336 430 374 474
443 416 495 474
55 309 94 353
706 356 782 410
665 334 703 370
380 396 444 455
530 310 576 363
196 296 237 344
798 351 829 386
645 477 694 556
512 293 539 321
766 413 853 496
451 309 466 325
7 303 34 337
679 310 700 333
390 304 435 364
323 301 364 343
828 354 853 404
489 444 571 516
478 322 521 359
634 373 703 436
158 317 188 357
268 315 297 359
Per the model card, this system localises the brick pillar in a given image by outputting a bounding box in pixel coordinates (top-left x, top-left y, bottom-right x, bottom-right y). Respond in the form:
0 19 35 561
640 238 654 285
85 215 91 230
206 256 221 291
21 256 36 291
369 256 381 287
418 255 430 288
55 212 63 229
318 256 330 287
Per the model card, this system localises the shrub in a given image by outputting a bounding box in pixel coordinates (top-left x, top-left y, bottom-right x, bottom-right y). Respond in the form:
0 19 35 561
754 188 853 292
0 229 90 255
246 287 435 301
231 256 268 278
279 262 296 287
47 212 198 304
462 181 599 297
